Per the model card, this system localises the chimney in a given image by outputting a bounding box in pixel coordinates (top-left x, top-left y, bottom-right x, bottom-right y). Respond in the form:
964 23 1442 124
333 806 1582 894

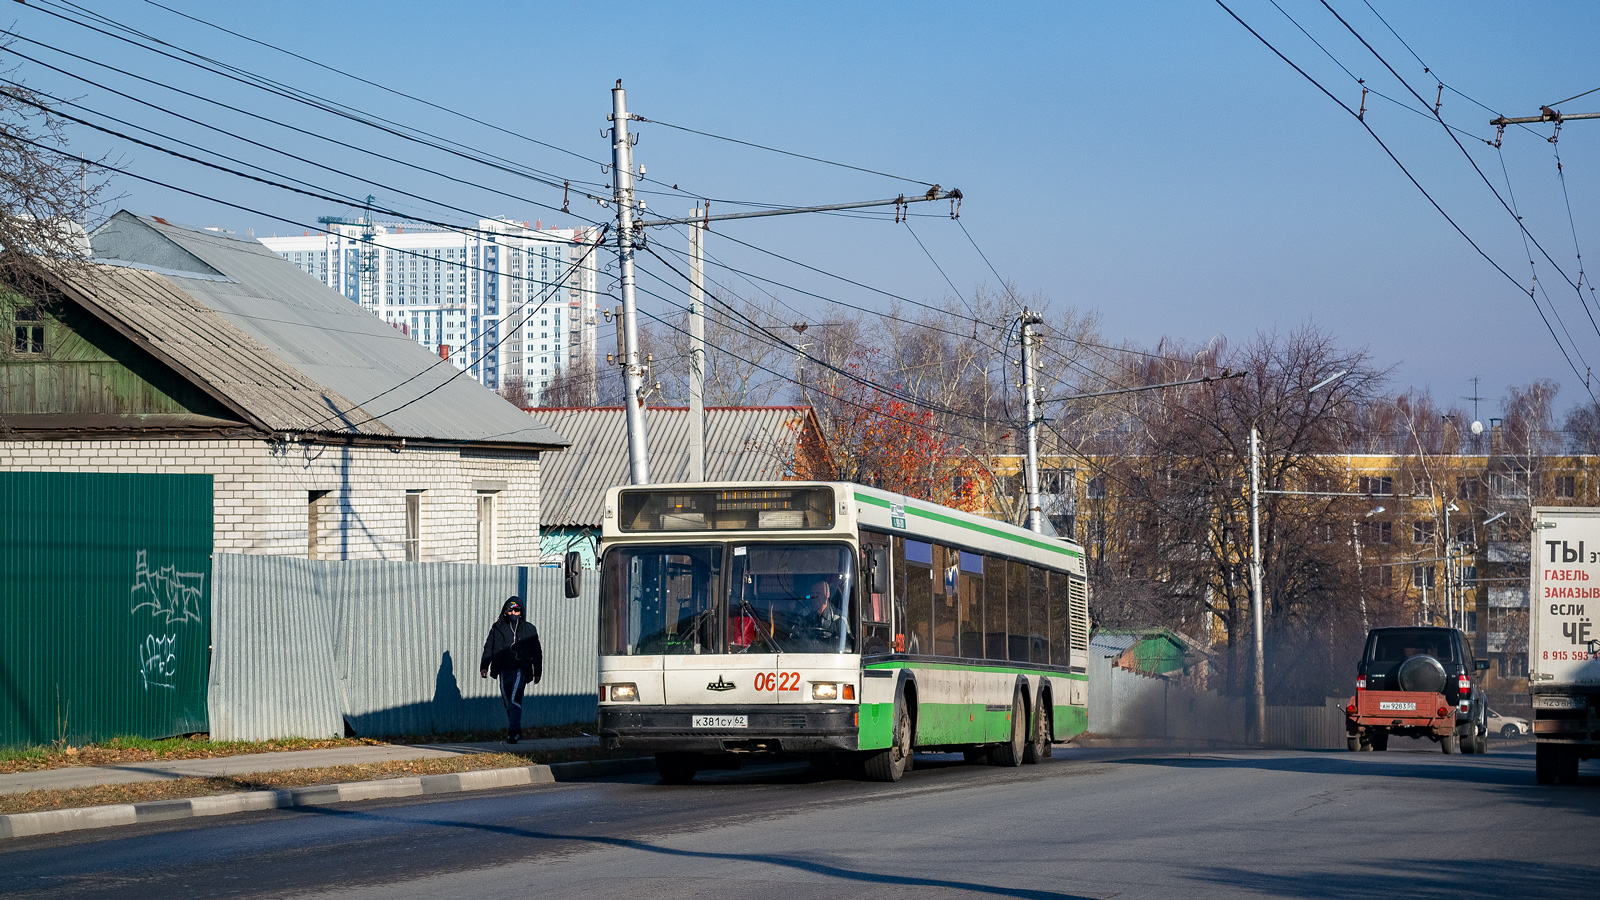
1489 418 1503 455
439 344 451 360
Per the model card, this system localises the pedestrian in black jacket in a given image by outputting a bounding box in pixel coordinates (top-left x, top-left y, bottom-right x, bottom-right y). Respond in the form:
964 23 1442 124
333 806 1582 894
480 596 542 743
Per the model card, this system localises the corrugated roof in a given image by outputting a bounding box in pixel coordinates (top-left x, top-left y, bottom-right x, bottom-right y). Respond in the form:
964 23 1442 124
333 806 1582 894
1089 633 1139 656
528 407 817 527
48 262 393 435
84 212 567 448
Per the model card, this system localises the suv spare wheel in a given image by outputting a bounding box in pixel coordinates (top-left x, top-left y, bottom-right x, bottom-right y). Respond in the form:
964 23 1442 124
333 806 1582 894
1396 654 1448 694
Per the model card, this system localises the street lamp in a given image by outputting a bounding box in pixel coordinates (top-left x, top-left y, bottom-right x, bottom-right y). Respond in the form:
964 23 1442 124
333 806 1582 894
1248 369 1348 743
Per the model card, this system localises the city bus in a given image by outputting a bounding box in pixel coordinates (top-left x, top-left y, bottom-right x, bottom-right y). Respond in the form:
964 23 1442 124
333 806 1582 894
569 481 1090 783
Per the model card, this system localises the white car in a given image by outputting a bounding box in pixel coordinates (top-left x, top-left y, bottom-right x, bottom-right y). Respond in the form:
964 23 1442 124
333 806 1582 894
1487 708 1530 738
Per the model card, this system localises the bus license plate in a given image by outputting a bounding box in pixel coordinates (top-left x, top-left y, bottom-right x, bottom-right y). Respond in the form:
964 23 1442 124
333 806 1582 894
692 715 748 728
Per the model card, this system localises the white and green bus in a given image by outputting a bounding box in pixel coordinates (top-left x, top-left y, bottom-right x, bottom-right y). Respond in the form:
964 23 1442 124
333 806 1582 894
573 481 1090 783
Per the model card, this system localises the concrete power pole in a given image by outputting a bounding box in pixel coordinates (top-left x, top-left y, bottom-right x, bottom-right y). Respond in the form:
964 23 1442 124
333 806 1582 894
1020 310 1045 534
609 81 650 485
1249 426 1266 744
688 209 706 482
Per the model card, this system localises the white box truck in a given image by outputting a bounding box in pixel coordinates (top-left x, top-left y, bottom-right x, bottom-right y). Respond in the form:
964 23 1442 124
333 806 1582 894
1529 506 1600 784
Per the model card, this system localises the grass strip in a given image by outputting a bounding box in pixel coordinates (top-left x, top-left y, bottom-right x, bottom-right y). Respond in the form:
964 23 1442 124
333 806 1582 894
0 723 594 774
0 745 632 816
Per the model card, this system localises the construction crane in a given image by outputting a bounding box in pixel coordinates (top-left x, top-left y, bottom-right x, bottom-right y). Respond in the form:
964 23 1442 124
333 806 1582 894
317 195 379 309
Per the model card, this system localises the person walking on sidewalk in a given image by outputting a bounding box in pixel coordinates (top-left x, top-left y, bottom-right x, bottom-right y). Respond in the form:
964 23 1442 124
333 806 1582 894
479 596 542 743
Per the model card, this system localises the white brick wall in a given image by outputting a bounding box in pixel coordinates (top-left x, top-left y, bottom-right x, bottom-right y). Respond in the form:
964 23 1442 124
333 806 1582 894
0 438 543 563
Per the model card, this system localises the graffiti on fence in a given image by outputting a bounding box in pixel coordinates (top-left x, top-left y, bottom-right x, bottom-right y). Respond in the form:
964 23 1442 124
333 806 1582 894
130 549 205 625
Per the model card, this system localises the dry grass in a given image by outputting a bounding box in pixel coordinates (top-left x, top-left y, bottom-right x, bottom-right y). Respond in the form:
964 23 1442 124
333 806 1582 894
0 745 629 816
0 723 593 774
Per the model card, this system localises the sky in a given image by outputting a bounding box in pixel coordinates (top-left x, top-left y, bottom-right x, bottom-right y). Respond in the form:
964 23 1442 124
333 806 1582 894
11 0 1600 421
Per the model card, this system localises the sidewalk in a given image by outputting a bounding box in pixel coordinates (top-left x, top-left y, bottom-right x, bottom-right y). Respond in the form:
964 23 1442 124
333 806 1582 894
0 736 599 795
0 737 655 840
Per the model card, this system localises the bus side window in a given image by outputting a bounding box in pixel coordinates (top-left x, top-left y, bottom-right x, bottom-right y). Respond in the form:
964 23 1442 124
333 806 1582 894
860 537 893 657
892 535 908 653
933 544 958 656
1028 565 1049 664
959 550 984 659
984 553 1007 661
1007 559 1029 662
1048 570 1069 665
904 538 933 656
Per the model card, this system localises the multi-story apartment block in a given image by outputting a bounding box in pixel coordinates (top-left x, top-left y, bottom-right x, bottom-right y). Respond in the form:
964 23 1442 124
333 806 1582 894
260 217 601 401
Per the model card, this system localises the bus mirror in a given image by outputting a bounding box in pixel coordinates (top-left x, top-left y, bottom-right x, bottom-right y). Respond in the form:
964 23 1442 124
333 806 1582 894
563 551 582 598
870 548 889 594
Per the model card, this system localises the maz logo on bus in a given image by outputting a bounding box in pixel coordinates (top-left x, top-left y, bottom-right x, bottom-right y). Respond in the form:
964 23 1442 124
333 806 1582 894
754 672 802 692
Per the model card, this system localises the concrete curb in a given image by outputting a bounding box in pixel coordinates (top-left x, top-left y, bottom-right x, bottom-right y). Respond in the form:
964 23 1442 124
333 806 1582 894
0 757 656 840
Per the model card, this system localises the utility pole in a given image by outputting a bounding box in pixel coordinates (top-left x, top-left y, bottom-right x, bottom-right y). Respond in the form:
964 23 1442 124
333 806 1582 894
1249 426 1266 744
607 84 962 484
688 208 706 482
1019 310 1044 534
609 81 650 484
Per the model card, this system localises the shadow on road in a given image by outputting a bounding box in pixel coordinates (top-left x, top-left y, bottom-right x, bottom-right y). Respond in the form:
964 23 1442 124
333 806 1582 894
294 795 1093 900
1115 748 1600 817
1185 856 1600 899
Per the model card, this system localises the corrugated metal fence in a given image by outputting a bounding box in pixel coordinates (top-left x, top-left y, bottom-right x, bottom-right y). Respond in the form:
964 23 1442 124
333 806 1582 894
1 472 212 747
1088 653 1346 749
211 554 596 741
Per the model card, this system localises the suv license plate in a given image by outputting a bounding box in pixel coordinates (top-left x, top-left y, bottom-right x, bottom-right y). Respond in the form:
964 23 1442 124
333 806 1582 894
692 715 748 728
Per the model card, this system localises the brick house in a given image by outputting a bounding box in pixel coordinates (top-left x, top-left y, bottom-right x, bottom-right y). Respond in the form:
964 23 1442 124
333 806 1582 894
0 212 569 562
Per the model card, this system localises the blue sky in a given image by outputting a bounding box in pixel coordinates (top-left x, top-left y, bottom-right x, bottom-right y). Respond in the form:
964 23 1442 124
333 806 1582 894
13 1 1600 417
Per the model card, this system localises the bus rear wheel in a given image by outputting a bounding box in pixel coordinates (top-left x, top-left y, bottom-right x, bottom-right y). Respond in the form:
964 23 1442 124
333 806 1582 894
864 704 912 782
1023 694 1051 764
989 689 1027 767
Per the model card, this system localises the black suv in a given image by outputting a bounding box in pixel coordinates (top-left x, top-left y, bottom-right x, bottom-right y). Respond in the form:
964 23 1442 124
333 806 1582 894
1349 626 1489 753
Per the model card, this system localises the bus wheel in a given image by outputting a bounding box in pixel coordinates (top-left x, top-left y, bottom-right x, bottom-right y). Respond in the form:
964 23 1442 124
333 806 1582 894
989 689 1026 767
864 704 912 782
1023 695 1051 763
655 752 698 785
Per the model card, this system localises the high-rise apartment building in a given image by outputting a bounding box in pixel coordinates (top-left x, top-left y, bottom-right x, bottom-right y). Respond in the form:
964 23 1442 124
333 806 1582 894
260 217 601 401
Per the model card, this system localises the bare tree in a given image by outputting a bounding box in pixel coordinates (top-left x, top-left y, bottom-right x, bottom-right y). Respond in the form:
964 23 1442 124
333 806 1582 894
0 59 113 268
534 356 600 407
497 375 531 409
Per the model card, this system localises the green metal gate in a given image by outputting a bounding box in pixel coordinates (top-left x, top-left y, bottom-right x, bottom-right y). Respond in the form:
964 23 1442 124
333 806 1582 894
0 472 213 747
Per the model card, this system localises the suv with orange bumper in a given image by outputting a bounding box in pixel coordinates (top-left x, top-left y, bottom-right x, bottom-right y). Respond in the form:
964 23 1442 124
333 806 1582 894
1345 626 1489 754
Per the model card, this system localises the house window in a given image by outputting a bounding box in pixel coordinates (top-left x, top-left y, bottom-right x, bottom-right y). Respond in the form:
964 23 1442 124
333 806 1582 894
308 490 332 560
1358 475 1394 496
1413 475 1434 497
1465 611 1478 633
1556 475 1576 499
1413 519 1435 544
1413 565 1435 588
1364 520 1392 544
477 491 498 565
1364 566 1394 587
1499 654 1528 678
12 305 43 355
1086 475 1107 500
1456 477 1480 499
404 491 423 562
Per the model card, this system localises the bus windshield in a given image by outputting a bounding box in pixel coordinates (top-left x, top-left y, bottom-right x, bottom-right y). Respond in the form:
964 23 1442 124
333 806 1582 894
600 542 855 656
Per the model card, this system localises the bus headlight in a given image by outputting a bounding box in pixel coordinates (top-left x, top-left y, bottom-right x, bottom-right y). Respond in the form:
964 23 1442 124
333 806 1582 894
811 682 839 700
608 683 638 702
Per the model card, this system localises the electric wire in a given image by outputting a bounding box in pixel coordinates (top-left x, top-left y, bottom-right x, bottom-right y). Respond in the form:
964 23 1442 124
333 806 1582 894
632 114 935 188
0 36 608 225
25 1 600 195
1212 0 1593 400
1318 1 1593 314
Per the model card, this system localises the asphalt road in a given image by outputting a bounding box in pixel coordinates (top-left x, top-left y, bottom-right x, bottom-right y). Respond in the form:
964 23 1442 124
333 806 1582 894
2 739 1595 900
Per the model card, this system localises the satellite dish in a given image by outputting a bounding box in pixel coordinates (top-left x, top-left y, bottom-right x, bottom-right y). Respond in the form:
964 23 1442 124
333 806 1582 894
1471 420 1484 435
